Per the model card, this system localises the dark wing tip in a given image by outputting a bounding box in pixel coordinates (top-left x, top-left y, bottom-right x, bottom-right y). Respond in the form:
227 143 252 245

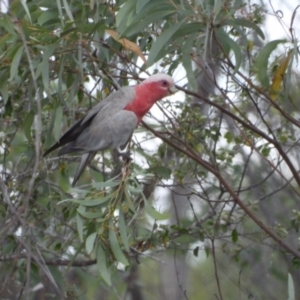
43 143 60 157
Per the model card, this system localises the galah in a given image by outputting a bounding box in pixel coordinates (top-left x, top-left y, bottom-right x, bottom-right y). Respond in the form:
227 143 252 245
44 73 177 186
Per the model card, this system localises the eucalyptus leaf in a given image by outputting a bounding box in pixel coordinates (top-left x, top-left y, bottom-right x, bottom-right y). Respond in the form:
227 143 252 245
86 232 97 255
215 28 242 74
136 0 151 13
221 18 265 40
109 218 129 266
76 213 84 242
147 20 185 66
23 111 34 141
10 46 24 81
71 194 112 207
92 180 121 189
77 209 104 220
53 105 63 141
182 33 198 92
97 244 111 285
118 209 129 252
288 273 295 300
145 202 170 221
254 39 287 88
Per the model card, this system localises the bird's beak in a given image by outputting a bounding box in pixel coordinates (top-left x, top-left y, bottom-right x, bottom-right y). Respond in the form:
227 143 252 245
168 85 177 94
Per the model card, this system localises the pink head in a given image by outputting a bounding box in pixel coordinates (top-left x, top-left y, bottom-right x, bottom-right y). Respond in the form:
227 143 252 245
125 73 177 123
138 73 177 100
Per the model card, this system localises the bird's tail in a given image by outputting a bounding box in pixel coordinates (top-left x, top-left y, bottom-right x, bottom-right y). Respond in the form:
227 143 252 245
72 151 97 187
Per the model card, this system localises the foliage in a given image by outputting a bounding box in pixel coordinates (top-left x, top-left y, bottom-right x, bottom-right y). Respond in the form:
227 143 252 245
0 0 300 299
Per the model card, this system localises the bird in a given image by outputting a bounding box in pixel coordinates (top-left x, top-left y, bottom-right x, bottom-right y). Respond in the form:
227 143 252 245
43 73 177 186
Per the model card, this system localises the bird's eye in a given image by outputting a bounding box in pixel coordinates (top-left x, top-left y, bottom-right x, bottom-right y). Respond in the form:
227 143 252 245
162 80 168 86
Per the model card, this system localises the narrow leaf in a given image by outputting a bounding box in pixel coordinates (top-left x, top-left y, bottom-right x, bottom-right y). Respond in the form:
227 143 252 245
62 0 74 22
122 10 176 37
109 219 129 266
222 18 265 40
86 232 97 255
23 111 34 141
77 209 104 220
10 46 24 81
145 202 170 221
270 51 293 99
36 44 57 80
288 273 295 300
118 209 129 252
215 28 242 74
254 39 286 88
97 244 111 285
76 213 84 242
136 0 151 13
182 33 198 91
21 0 32 23
106 29 146 62
147 20 185 67
231 229 238 243
71 194 111 207
147 166 171 180
116 0 137 29
92 180 121 189
53 105 63 141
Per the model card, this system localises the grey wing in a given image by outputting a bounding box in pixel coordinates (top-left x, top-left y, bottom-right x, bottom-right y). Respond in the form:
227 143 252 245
81 86 135 124
76 110 138 152
47 87 136 156
71 110 137 186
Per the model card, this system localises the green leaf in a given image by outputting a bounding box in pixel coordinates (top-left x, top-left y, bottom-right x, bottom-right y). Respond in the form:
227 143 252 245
147 20 185 67
254 39 287 88
23 111 35 141
215 28 242 74
38 9 60 26
10 46 24 81
116 0 137 29
182 33 198 92
136 0 151 13
288 273 295 300
144 202 170 220
120 2 175 36
261 146 270 157
42 62 49 90
62 0 74 22
221 18 265 40
53 105 63 141
224 131 234 143
124 188 136 211
292 257 300 269
231 229 238 243
109 218 129 266
118 209 129 252
76 213 84 242
92 180 121 189
172 23 204 40
71 194 111 207
121 10 176 37
0 76 8 104
147 166 171 180
86 232 97 255
0 16 17 35
36 44 57 89
77 209 104 220
21 0 32 23
97 244 111 285
205 245 210 258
